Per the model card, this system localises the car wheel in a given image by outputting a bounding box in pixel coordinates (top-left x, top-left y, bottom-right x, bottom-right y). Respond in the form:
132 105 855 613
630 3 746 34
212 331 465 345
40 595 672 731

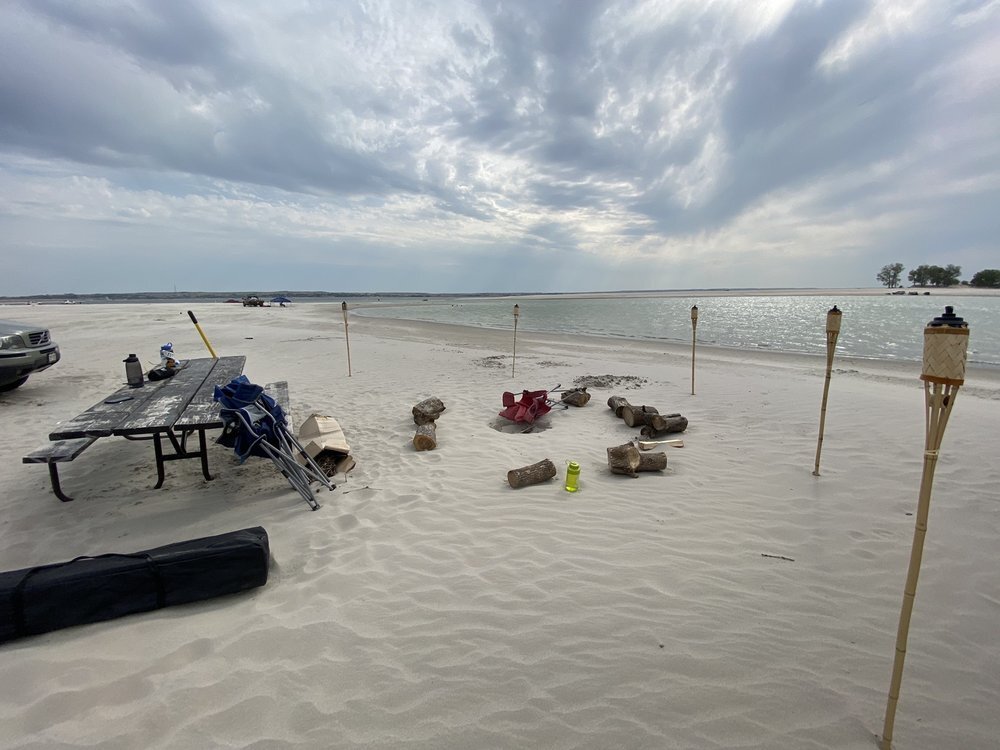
0 376 29 392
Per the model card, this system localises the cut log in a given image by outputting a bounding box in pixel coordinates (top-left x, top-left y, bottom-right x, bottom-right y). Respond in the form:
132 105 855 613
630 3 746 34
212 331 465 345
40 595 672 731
636 451 668 472
561 388 591 407
650 412 685 432
607 396 631 418
621 404 659 428
507 459 557 489
607 443 641 477
639 415 688 437
412 423 437 451
412 397 446 425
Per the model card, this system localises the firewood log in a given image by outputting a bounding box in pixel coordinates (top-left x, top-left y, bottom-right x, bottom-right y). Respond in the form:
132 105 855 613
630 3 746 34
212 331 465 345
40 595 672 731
639 415 688 437
636 452 668 471
622 404 660 428
507 459 557 488
607 396 631 418
607 443 641 477
561 388 591 407
413 423 437 451
412 397 446 425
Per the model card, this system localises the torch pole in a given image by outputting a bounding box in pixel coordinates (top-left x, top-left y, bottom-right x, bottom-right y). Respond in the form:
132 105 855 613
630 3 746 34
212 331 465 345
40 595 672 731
690 305 698 396
342 301 352 377
813 305 842 476
512 304 520 378
881 307 968 749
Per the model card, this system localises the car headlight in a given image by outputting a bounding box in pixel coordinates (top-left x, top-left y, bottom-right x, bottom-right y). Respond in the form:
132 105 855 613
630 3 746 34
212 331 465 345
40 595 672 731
0 335 24 350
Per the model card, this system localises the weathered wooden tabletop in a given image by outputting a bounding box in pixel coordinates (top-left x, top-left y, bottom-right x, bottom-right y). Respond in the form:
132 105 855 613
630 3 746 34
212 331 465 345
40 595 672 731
49 356 246 440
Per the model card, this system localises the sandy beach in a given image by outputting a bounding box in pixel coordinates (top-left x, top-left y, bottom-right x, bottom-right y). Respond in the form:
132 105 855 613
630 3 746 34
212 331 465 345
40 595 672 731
1 301 998 750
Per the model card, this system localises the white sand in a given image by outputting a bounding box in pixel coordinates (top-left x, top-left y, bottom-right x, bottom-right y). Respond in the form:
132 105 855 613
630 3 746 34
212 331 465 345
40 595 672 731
1 302 998 750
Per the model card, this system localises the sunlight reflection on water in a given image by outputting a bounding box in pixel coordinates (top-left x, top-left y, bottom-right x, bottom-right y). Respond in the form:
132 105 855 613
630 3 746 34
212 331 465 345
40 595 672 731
356 294 1000 367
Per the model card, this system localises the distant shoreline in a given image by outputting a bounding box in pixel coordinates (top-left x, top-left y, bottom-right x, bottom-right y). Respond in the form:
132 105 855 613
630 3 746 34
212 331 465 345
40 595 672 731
2 286 998 305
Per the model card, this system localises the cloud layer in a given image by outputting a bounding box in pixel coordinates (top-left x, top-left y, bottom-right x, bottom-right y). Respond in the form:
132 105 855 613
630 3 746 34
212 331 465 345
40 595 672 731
1 0 998 293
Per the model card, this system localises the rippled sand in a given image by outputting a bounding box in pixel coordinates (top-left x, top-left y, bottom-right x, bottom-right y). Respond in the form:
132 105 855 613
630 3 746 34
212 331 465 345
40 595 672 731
1 302 998 749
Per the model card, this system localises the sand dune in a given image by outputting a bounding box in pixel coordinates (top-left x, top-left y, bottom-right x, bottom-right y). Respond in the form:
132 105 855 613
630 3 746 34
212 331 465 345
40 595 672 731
0 302 998 749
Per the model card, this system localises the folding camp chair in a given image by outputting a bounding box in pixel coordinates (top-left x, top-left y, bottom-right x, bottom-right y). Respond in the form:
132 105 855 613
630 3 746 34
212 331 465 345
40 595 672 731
498 385 566 427
214 376 334 511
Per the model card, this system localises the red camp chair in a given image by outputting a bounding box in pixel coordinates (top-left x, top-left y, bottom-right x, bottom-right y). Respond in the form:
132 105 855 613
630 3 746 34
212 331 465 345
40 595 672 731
498 386 565 425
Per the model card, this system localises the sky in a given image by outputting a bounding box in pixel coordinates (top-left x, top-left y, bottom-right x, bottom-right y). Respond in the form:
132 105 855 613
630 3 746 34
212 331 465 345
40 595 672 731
1 0 998 295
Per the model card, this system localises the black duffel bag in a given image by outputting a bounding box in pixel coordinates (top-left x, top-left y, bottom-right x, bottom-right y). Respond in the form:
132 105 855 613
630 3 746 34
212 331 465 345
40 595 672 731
0 527 269 643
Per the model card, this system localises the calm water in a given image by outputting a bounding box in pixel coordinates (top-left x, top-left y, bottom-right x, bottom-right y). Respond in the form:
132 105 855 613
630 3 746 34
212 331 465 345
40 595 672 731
355 294 1000 368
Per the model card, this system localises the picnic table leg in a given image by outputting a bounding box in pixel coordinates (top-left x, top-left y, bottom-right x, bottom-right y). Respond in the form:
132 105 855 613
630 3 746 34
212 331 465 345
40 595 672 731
153 433 166 489
198 429 213 481
47 463 75 502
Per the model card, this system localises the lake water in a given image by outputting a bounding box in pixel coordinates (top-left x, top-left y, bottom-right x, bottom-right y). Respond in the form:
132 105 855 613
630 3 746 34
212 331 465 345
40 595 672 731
355 294 1000 368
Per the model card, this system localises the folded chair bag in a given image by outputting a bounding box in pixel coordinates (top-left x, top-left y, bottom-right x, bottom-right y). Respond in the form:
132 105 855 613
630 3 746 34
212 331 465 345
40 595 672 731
0 527 269 643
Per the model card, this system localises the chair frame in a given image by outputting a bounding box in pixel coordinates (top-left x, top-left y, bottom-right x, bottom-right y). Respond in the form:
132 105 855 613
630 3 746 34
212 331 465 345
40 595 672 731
221 403 334 511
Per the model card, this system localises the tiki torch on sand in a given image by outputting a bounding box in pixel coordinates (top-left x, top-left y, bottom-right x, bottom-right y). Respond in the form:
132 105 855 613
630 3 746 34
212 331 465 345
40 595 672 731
512 304 520 378
341 301 352 377
812 305 842 476
690 305 698 396
881 306 969 750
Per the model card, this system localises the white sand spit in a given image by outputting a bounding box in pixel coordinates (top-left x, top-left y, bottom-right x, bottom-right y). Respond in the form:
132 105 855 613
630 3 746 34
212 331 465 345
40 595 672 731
0 303 998 749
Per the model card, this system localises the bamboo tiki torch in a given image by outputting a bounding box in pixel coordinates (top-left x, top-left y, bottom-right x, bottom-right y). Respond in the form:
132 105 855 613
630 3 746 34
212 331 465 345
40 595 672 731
813 305 842 476
341 301 352 377
512 304 520 378
881 306 969 750
690 305 698 396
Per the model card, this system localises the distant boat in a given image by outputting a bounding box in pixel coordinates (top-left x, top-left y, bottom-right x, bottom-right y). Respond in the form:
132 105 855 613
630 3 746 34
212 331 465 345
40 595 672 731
62 299 78 304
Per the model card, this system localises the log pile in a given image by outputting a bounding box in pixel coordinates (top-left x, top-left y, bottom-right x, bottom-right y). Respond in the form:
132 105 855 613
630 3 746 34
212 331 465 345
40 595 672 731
607 395 687 437
411 397 446 450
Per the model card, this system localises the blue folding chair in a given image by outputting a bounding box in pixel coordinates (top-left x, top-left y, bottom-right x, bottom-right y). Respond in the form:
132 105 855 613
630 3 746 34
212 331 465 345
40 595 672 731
214 376 334 510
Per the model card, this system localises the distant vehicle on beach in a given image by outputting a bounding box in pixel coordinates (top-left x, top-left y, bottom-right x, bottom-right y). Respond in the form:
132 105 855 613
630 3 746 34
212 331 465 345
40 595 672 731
0 319 60 391
242 296 267 307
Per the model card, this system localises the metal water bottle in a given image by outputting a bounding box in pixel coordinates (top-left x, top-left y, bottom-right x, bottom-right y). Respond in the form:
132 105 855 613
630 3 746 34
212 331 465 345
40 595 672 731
124 354 144 387
565 461 580 492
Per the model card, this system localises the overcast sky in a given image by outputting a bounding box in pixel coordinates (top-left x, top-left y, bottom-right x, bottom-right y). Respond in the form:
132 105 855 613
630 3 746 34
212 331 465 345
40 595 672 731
1 0 998 295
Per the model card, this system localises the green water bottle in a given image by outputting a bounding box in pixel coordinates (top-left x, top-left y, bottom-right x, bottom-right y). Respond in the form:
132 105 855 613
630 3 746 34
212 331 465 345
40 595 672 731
565 461 580 492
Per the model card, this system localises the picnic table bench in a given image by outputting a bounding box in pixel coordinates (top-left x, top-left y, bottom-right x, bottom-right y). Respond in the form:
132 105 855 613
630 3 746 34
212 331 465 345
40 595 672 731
22 356 276 502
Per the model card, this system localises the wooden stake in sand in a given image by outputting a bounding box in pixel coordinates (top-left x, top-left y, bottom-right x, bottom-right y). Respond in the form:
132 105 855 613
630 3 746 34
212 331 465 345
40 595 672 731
690 305 698 395
341 301 352 377
511 304 519 378
812 305 842 476
881 306 969 750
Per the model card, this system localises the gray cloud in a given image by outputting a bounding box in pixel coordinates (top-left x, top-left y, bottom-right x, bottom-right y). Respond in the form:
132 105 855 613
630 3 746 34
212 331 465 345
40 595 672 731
0 0 998 294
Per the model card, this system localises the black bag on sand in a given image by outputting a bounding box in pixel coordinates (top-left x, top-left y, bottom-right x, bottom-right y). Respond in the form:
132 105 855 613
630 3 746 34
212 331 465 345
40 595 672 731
0 527 269 644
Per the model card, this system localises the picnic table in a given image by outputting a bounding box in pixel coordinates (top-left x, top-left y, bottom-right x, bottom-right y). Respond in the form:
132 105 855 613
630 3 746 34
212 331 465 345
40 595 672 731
24 356 247 501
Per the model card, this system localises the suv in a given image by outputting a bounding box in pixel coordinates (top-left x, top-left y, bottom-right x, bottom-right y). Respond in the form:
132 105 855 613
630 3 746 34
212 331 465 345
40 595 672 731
0 319 61 391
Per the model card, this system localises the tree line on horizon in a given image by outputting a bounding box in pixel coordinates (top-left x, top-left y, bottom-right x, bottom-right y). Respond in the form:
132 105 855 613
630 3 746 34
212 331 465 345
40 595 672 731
876 263 1000 289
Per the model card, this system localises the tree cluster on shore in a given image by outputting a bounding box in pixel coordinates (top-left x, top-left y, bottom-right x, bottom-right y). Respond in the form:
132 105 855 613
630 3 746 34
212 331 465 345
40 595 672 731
877 263 1000 289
